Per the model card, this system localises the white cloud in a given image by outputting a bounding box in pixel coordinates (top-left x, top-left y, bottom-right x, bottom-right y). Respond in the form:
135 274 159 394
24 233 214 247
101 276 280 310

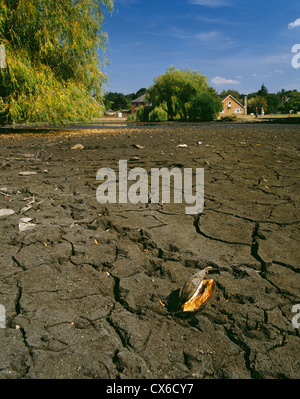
196 16 248 26
126 41 143 47
190 0 233 7
212 76 240 84
196 31 235 48
162 28 235 49
197 31 219 40
288 18 300 29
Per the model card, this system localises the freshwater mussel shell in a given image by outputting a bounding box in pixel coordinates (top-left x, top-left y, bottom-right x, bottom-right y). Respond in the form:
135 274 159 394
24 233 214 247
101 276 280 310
180 268 215 312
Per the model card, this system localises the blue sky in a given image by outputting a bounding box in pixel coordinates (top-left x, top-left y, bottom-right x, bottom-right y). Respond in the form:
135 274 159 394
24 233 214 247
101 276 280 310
102 0 300 95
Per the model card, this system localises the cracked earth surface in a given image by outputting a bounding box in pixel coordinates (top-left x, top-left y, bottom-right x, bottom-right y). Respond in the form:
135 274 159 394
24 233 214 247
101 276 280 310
0 123 299 379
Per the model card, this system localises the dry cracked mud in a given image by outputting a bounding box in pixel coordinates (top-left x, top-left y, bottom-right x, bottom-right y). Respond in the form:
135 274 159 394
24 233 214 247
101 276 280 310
0 122 299 379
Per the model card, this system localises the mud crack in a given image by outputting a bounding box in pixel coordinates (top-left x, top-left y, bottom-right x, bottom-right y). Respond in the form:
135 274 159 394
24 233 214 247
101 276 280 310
193 214 250 246
251 223 268 277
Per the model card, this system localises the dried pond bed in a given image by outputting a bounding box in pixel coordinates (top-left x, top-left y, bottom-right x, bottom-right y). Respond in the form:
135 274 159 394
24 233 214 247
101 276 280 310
0 123 299 379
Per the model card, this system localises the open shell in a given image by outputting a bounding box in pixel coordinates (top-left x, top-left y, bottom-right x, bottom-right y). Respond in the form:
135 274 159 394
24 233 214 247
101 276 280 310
180 267 215 312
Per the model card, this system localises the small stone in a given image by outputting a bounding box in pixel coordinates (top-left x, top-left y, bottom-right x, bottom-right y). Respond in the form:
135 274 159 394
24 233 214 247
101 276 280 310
0 209 15 217
71 144 84 150
19 217 36 232
19 171 38 176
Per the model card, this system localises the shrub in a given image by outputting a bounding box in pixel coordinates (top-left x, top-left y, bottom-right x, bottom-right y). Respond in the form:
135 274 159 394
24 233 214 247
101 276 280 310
149 107 168 122
189 92 222 122
127 114 136 121
220 115 237 121
247 96 269 114
136 106 152 122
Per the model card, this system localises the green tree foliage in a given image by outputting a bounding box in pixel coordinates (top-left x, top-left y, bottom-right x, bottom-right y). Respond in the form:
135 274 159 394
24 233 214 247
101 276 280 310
247 96 269 114
231 85 300 114
136 105 152 122
104 88 147 111
288 90 300 112
0 0 114 124
266 93 281 114
104 92 129 111
135 88 147 98
149 106 168 122
189 91 222 121
219 89 244 104
277 89 300 113
148 67 209 120
257 84 268 98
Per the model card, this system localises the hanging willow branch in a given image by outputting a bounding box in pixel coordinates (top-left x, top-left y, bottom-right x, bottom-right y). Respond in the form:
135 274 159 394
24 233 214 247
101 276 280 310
0 0 114 124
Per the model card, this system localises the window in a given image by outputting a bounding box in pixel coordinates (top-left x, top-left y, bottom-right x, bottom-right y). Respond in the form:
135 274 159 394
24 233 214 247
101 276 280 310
234 108 242 113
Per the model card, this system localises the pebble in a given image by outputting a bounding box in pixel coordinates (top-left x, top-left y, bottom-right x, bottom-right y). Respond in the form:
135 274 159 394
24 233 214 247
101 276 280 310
19 171 38 176
71 144 84 150
0 209 15 217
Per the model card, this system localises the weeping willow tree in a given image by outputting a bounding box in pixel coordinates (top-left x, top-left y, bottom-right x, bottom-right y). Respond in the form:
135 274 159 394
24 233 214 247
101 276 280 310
0 0 114 124
147 67 210 120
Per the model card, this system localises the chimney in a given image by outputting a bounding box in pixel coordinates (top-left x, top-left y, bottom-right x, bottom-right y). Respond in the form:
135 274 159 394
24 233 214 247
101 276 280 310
244 95 248 115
